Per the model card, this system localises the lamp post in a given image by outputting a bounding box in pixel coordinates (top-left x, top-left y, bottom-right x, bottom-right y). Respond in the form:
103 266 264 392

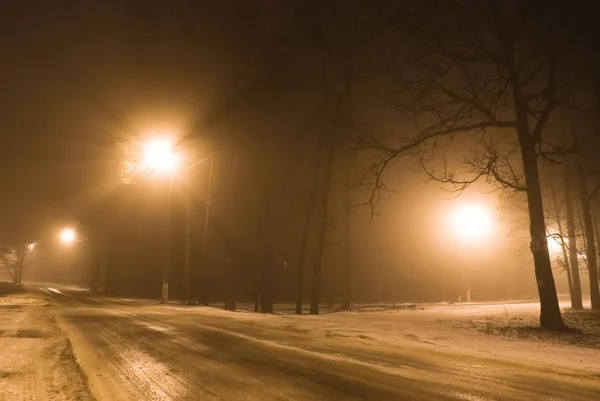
139 138 178 304
449 204 494 303
163 172 174 303
168 152 217 304
58 226 95 288
183 153 215 303
136 138 215 304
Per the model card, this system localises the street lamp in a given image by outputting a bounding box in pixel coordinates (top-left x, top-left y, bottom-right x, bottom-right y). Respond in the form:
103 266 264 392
125 136 214 304
450 205 494 241
59 227 78 245
139 137 178 304
546 233 563 256
57 226 101 291
448 203 494 303
141 138 178 174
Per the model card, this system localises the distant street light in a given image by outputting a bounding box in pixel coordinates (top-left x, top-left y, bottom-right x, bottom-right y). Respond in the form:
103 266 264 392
57 226 98 291
546 233 563 256
27 243 36 251
448 203 495 303
59 227 78 245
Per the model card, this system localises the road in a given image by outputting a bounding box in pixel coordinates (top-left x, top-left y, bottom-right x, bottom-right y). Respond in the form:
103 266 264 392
35 288 600 401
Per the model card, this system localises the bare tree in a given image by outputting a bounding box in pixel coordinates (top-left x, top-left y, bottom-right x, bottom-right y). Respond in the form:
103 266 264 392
547 183 574 303
257 167 276 314
303 1 373 315
540 157 584 309
0 244 33 284
310 136 336 314
295 148 322 314
341 153 355 310
593 200 600 287
563 157 585 309
358 1 588 329
575 151 600 309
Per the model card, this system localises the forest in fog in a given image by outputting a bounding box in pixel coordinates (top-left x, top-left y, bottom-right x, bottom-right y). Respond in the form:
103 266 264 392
1 1 599 330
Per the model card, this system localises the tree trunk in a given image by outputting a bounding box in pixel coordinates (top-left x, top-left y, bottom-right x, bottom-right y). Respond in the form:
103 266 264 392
89 240 101 293
295 151 321 315
592 205 600 289
576 158 600 310
564 161 584 309
341 161 353 310
225 257 236 311
224 152 237 312
517 133 564 329
199 154 215 306
183 191 192 303
259 273 274 313
310 140 335 315
104 240 115 294
254 289 261 313
98 241 108 292
552 192 574 302
259 180 275 314
15 249 23 284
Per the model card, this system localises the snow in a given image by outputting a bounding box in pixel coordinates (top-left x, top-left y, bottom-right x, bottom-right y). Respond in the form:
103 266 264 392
4 283 600 400
188 301 600 373
59 295 600 400
0 285 93 400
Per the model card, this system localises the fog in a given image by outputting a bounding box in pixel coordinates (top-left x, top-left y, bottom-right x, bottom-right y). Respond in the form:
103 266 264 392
0 1 597 312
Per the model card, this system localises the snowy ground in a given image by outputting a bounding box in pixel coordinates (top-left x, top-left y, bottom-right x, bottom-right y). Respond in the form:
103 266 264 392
3 284 600 400
0 283 93 400
451 306 600 349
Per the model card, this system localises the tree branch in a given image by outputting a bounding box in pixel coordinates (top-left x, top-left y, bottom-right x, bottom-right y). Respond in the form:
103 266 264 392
378 120 516 157
530 48 557 141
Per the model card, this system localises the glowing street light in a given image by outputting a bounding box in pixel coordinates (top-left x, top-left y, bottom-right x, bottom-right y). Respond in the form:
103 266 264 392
27 243 36 251
547 234 563 256
139 137 179 304
121 136 179 303
59 227 77 244
448 203 495 303
141 138 178 174
450 204 494 241
122 136 215 304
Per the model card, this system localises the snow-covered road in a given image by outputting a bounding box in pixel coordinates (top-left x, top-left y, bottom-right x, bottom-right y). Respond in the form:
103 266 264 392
37 290 600 400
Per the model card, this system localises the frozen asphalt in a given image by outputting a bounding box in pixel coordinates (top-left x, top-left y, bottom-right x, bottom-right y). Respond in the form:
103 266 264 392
20 288 600 401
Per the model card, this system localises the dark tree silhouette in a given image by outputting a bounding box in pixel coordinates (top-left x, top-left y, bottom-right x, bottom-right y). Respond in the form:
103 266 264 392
358 0 588 329
0 244 31 284
295 149 321 314
545 167 576 307
562 156 586 310
575 150 600 310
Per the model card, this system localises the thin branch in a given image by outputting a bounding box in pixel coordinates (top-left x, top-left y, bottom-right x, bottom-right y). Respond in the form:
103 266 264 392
520 60 548 87
590 183 600 201
378 120 516 156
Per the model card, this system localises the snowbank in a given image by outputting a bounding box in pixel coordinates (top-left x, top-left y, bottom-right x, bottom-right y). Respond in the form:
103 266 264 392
0 287 93 400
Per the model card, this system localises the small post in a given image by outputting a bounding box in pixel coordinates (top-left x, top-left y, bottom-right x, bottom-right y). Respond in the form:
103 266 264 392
161 279 169 304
